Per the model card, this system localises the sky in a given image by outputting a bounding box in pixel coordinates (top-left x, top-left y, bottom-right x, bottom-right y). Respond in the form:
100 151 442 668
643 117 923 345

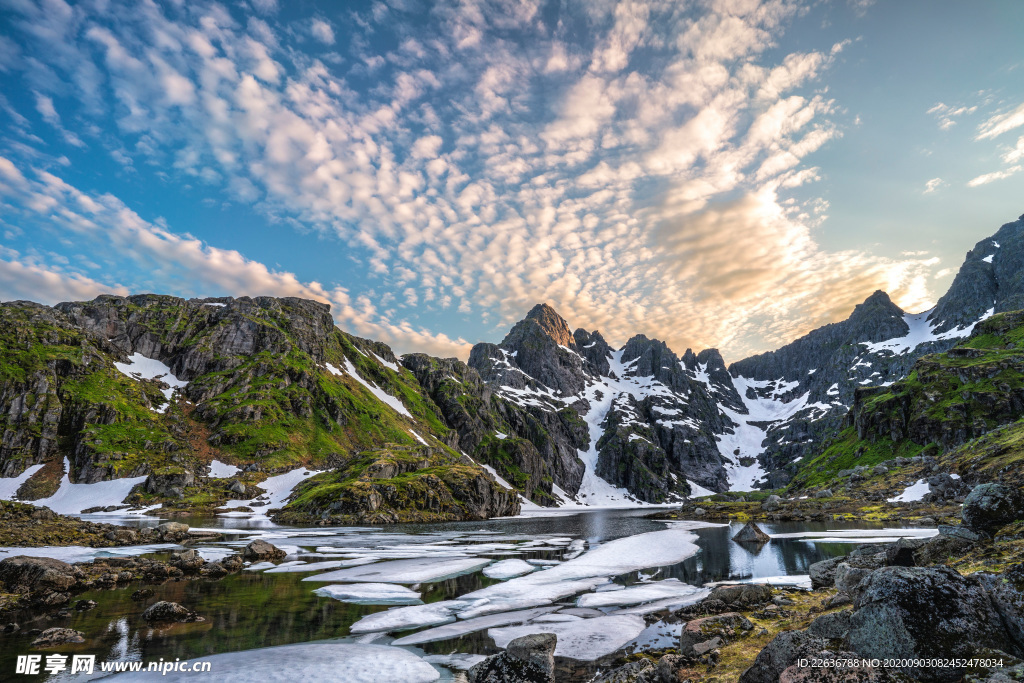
1 0 1023 364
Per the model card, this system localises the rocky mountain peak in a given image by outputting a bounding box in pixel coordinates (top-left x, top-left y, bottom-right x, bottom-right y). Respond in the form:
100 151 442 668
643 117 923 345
503 303 576 350
929 214 1024 332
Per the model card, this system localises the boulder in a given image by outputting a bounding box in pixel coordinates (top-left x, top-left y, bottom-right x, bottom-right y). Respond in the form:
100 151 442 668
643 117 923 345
31 628 84 647
591 660 653 683
884 536 928 567
806 609 852 640
679 612 753 656
732 521 771 544
706 583 772 610
938 524 987 542
468 633 556 683
814 489 833 498
913 534 976 566
974 563 1024 653
142 601 203 624
961 483 1024 535
834 563 877 602
808 556 845 589
156 522 190 542
779 651 895 682
241 539 287 562
738 631 826 683
145 471 195 498
847 566 1019 681
0 556 78 592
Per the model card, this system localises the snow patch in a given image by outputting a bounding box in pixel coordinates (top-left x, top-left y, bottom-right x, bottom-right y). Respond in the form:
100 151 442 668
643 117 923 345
208 460 239 478
862 308 995 356
113 353 188 412
888 479 930 503
0 464 45 500
32 459 146 514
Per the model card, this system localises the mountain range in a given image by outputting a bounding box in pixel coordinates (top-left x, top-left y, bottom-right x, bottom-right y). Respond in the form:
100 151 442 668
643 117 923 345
0 213 1022 518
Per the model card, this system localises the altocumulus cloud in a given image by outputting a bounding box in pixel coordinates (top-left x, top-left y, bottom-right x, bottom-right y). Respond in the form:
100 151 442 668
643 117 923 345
0 0 940 360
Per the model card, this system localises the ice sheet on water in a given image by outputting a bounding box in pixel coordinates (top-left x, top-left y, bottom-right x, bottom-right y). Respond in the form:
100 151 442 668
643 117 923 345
0 464 44 499
0 544 177 564
349 600 474 633
576 579 701 608
31 459 147 514
106 643 439 682
314 583 422 605
610 589 710 616
769 528 937 543
489 614 647 661
482 559 535 579
456 579 607 619
390 607 559 645
422 653 487 671
264 560 349 573
302 557 491 584
244 562 277 571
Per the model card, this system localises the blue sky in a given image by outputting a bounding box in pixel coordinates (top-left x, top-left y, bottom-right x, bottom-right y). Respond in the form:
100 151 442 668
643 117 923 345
1 0 1022 362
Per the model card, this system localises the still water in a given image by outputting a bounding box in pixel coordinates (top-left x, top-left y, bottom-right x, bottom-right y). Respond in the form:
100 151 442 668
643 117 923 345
0 509 884 680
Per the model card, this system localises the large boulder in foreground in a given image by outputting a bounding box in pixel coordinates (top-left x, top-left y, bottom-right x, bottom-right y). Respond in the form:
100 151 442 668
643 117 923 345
241 539 286 562
961 483 1024 535
974 563 1024 654
808 556 844 589
847 566 1020 681
738 630 826 683
467 633 556 683
706 583 773 610
0 556 78 592
679 612 753 656
142 601 203 624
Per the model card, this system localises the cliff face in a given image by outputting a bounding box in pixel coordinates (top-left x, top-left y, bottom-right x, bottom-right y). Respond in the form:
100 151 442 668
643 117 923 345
0 295 518 521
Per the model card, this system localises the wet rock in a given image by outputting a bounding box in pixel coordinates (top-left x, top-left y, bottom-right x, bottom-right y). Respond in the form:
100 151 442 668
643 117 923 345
142 601 203 624
31 628 84 647
679 612 753 656
962 484 1024 535
219 555 244 572
467 632 556 683
0 556 78 592
732 521 771 544
170 549 205 572
74 599 97 611
738 630 826 683
2 623 19 634
156 522 190 542
847 566 1019 681
241 539 287 562
131 588 154 601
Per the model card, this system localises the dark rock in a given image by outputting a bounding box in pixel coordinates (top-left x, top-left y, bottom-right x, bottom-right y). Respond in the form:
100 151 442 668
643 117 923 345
732 521 771 544
706 583 773 610
74 599 97 611
156 522 190 542
2 623 19 634
31 628 84 647
591 660 654 683
241 539 286 562
962 483 1024 535
779 650 895 682
142 601 203 623
938 524 987 542
738 630 826 683
974 563 1024 653
806 609 852 640
0 556 78 592
131 588 154 601
847 566 1020 681
824 591 852 608
884 536 928 567
219 555 244 572
809 556 845 589
913 534 976 566
467 632 556 683
679 612 753 656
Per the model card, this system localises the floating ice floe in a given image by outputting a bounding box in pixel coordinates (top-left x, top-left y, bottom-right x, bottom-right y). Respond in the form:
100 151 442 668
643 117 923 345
29 459 147 514
264 560 349 573
349 600 474 633
888 479 929 503
482 559 535 579
575 579 701 609
106 643 439 682
314 583 422 605
489 614 647 661
610 590 710 616
769 528 938 543
0 544 177 564
704 575 813 589
390 606 559 645
422 653 487 672
303 557 492 584
0 464 44 500
244 562 278 571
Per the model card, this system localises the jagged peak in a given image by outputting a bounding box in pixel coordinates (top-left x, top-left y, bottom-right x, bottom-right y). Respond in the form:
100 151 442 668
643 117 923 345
502 302 575 348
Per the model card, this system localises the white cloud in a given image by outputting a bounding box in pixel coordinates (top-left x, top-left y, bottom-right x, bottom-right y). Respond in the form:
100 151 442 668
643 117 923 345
976 101 1024 140
310 19 335 45
923 177 944 194
967 165 1022 187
